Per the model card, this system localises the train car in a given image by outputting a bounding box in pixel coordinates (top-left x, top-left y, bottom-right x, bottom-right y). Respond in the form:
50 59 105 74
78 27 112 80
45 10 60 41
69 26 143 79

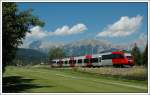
51 59 59 67
74 56 84 67
91 54 102 67
101 52 114 66
51 51 134 68
51 59 64 67
62 58 70 67
101 51 134 67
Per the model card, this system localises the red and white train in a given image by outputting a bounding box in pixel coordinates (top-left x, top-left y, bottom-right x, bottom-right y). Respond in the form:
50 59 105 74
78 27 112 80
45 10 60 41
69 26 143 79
51 51 134 67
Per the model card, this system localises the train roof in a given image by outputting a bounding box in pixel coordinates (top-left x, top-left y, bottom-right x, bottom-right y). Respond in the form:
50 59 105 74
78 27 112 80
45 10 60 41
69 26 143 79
100 52 112 55
92 54 101 57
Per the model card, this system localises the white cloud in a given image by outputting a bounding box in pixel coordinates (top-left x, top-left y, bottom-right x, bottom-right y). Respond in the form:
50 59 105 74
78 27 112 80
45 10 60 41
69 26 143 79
26 23 87 39
49 23 87 36
97 15 143 37
27 26 47 38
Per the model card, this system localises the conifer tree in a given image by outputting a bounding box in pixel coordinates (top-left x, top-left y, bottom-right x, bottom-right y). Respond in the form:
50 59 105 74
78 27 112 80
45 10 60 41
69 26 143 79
142 44 148 66
131 43 142 65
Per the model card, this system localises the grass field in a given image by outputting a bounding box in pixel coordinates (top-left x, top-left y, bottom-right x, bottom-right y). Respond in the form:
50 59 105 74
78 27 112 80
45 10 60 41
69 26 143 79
3 66 148 93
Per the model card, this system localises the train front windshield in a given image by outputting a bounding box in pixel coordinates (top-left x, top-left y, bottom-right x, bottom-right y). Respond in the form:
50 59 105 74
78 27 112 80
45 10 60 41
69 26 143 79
124 53 133 60
126 56 132 60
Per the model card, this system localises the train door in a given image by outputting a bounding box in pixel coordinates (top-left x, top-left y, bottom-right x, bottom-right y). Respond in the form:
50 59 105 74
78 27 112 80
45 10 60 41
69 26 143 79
79 56 84 67
91 57 99 67
91 54 102 67
84 54 92 67
77 59 83 67
59 59 63 67
98 56 102 66
69 57 75 67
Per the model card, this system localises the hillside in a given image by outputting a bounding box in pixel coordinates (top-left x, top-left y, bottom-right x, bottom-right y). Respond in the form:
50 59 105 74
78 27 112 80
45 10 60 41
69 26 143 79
14 48 47 65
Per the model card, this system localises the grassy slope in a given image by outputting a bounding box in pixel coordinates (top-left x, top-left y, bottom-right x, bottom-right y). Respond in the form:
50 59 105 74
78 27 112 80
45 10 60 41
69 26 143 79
3 66 147 93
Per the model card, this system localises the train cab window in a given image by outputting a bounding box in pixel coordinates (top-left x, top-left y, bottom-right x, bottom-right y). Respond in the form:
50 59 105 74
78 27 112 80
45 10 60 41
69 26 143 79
91 58 98 63
78 59 82 64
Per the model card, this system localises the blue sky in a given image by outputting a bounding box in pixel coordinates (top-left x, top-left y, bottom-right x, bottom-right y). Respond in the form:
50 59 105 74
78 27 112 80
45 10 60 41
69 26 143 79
17 2 148 48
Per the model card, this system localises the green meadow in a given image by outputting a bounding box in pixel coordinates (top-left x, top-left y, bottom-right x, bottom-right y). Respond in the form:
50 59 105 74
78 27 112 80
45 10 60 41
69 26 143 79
3 66 147 93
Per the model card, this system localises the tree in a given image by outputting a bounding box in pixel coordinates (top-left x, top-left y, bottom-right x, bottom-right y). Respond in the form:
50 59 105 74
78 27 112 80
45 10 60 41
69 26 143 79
2 2 44 73
48 47 66 62
142 44 148 66
131 43 142 65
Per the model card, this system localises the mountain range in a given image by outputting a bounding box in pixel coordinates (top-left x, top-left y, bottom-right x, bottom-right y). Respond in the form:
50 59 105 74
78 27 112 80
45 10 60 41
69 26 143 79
23 39 123 56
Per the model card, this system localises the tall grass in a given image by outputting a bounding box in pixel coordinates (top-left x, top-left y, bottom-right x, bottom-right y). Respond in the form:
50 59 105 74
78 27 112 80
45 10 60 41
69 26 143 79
75 66 147 81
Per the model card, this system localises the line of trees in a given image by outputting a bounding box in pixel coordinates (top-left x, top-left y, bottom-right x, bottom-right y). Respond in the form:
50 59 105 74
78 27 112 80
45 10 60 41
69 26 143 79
48 47 66 61
131 43 148 66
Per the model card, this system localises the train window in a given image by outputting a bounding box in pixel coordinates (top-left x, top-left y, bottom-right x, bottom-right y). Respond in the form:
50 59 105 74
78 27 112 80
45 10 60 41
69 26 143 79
60 61 63 64
74 60 76 64
78 59 82 63
118 54 124 58
51 61 56 64
57 61 59 64
102 54 112 60
84 59 90 63
69 60 76 64
91 58 98 63
65 61 68 64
